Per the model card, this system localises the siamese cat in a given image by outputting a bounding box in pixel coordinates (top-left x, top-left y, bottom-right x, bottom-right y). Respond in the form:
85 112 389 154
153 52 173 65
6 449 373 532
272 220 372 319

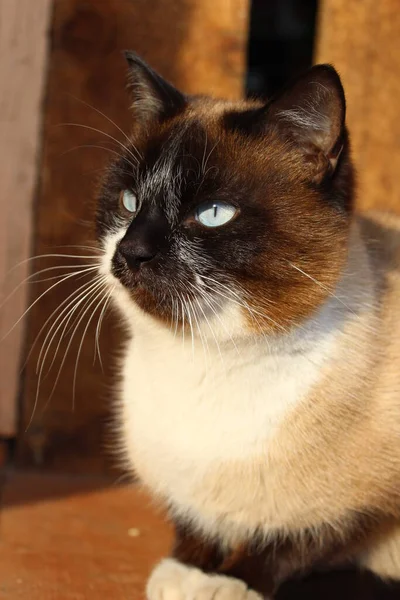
97 53 400 598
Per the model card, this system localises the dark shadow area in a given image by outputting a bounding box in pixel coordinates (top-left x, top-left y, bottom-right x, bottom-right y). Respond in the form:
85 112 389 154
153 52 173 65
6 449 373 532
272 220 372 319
278 568 400 600
246 0 318 97
0 468 123 509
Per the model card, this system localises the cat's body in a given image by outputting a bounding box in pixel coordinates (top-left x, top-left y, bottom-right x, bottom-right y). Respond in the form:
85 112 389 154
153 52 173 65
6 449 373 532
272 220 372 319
98 54 400 597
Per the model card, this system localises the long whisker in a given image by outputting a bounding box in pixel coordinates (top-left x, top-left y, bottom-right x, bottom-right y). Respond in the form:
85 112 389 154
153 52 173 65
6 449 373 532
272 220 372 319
287 261 356 315
72 282 108 406
58 123 140 166
40 278 107 414
25 276 104 431
36 277 105 377
52 245 100 253
22 274 99 372
67 94 139 151
182 288 207 365
0 263 100 311
191 295 211 369
191 286 229 362
1 266 100 342
184 295 195 360
60 144 137 170
94 286 114 369
199 277 286 334
6 253 100 275
26 277 106 431
179 293 186 350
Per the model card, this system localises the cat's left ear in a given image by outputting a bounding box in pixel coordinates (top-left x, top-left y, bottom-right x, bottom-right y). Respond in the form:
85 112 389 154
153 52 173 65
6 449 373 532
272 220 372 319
124 51 187 123
267 64 346 182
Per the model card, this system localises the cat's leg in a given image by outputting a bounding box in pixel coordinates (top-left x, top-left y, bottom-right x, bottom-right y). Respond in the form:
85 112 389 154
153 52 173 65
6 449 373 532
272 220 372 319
358 524 400 582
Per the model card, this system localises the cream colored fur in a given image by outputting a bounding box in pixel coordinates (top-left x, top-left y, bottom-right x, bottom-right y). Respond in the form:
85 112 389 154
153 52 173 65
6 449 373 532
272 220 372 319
101 212 400 586
147 558 264 600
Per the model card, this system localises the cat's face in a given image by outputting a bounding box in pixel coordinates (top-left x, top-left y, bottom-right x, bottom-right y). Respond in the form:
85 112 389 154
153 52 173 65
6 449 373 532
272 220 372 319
97 54 353 339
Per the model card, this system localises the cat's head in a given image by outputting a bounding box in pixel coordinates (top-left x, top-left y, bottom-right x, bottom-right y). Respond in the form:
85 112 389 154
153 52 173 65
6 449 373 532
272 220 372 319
97 52 353 339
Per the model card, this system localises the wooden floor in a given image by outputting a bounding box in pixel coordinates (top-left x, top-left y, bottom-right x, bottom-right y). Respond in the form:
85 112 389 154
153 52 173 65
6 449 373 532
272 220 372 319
0 470 171 599
0 470 399 599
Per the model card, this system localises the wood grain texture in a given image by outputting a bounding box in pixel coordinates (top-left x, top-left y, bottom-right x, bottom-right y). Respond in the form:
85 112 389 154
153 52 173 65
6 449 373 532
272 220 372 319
19 0 249 472
0 0 52 437
0 472 172 599
316 0 400 213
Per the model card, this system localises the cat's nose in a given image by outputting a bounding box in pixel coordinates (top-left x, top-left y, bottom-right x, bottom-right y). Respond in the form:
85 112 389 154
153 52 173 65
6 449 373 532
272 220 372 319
118 239 157 271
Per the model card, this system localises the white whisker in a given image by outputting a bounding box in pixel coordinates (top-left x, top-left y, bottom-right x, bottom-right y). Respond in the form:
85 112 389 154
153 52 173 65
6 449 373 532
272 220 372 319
22 273 99 372
288 261 356 315
40 277 107 415
94 286 114 369
26 276 106 431
0 263 100 311
1 266 100 342
67 94 141 157
58 122 141 166
36 277 105 377
72 282 108 406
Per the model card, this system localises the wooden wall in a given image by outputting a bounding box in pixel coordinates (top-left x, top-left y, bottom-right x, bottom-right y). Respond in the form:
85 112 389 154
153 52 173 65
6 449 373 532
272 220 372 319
0 0 52 438
18 0 249 471
316 0 400 214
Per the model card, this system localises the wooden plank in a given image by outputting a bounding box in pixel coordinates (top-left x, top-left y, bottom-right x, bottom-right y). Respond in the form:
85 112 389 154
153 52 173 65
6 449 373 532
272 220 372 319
19 0 250 472
0 0 52 437
315 0 400 213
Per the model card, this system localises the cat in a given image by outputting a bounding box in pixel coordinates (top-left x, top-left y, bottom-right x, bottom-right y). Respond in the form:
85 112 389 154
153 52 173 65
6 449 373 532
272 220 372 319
97 52 400 599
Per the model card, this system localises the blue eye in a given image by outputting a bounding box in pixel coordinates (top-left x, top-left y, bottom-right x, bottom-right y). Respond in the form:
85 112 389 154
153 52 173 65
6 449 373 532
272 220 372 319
195 202 237 228
121 190 138 213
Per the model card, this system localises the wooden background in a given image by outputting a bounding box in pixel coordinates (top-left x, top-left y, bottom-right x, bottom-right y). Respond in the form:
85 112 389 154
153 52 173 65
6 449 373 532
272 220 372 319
0 0 52 439
316 0 400 214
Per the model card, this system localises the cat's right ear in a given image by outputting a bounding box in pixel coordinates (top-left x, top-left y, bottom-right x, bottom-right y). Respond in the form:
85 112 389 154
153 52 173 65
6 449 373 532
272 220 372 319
124 52 187 124
224 65 346 184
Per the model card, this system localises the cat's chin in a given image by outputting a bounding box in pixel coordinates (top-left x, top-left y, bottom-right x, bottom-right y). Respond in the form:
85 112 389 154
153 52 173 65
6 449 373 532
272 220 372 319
125 282 173 323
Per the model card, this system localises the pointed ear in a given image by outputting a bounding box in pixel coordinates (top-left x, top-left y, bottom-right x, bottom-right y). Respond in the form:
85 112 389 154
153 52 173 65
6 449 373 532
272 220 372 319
267 65 346 181
124 51 187 123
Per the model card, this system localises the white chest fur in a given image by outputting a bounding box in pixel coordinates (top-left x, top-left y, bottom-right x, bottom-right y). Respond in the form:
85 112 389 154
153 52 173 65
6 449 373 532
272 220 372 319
118 303 340 536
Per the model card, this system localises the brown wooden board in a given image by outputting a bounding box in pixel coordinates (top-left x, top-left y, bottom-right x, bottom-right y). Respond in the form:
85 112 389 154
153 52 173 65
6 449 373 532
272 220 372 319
0 0 52 438
18 0 249 473
316 0 400 214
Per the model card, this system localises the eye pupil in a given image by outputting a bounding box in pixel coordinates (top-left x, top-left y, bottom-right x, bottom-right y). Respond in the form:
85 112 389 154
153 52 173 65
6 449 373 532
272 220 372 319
213 205 218 218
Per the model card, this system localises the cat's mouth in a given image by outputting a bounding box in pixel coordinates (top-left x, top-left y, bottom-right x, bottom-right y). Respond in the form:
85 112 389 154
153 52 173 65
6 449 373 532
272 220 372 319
109 249 233 327
110 250 196 320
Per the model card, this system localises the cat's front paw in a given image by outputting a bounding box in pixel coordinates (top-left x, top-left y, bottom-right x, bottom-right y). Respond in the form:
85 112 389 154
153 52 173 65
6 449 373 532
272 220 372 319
146 558 265 600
